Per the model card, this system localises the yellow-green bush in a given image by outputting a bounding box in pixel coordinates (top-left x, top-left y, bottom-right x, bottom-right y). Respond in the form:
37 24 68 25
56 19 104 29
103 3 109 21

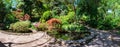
40 11 52 22
9 21 31 33
37 23 48 31
58 11 75 24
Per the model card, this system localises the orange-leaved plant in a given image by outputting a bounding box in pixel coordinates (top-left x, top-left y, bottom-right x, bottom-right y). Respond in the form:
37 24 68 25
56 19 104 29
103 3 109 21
46 18 61 31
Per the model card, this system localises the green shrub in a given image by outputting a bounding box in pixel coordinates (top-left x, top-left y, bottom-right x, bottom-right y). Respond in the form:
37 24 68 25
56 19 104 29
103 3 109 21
97 14 120 30
80 14 88 21
3 13 17 29
79 14 90 24
9 21 31 33
47 23 88 40
40 11 52 22
78 0 120 30
58 11 75 24
32 8 42 18
62 23 86 32
0 1 7 23
5 13 16 23
38 23 48 31
113 17 120 29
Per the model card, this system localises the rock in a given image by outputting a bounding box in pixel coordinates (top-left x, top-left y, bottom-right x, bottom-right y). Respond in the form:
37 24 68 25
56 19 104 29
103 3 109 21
29 28 37 33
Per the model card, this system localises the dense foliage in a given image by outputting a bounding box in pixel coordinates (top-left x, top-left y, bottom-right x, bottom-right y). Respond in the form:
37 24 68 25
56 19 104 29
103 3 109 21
1 0 120 40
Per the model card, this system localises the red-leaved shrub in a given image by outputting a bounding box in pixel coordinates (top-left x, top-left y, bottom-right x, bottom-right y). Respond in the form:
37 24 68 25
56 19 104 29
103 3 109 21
46 18 61 31
12 9 30 21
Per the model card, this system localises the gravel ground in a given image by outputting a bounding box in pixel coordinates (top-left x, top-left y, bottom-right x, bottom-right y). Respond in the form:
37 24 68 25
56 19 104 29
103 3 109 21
84 28 120 47
0 28 120 47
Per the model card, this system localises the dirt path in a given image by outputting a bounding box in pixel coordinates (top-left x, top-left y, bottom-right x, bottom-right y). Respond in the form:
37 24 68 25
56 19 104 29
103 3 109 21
0 30 52 47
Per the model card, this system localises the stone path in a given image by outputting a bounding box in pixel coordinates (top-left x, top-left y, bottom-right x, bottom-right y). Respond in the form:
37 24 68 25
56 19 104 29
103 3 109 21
84 27 120 47
0 27 120 47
